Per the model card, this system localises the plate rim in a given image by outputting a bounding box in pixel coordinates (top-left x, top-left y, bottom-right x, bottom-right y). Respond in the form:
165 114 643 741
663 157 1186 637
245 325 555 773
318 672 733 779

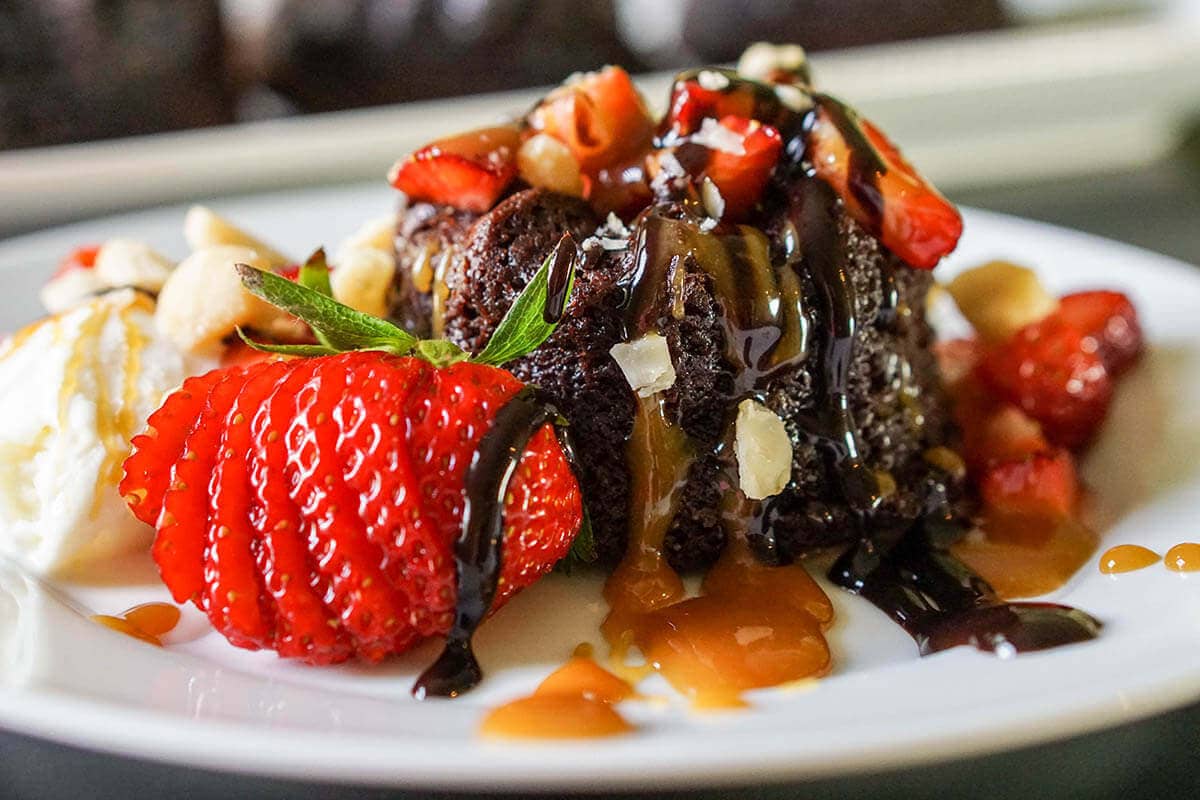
1 195 1199 790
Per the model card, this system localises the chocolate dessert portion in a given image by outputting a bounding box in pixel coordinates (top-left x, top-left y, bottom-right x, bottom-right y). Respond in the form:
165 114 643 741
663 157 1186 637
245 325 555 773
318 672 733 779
393 176 965 571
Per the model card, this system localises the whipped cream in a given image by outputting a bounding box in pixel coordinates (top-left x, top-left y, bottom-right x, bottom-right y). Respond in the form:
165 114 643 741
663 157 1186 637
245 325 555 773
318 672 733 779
0 290 214 575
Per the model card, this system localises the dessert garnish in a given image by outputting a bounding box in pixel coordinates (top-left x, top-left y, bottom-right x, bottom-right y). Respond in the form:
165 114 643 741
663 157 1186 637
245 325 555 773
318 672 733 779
119 243 586 695
1099 545 1161 574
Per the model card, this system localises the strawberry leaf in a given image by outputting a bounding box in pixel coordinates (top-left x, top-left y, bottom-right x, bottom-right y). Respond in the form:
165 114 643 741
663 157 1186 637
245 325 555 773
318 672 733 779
297 248 334 298
236 263 418 355
235 327 339 357
472 233 578 367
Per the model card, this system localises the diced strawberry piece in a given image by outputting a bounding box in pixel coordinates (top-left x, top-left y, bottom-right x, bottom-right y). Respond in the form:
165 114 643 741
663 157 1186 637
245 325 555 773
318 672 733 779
979 448 1079 519
389 126 520 212
54 244 101 279
700 116 783 220
808 103 962 269
1057 290 1143 376
528 66 654 176
961 403 1051 470
660 72 788 138
934 338 986 397
978 315 1113 449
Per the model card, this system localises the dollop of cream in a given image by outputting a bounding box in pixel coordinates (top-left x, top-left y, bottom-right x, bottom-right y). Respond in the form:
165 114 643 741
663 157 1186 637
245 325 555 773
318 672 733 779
0 290 214 575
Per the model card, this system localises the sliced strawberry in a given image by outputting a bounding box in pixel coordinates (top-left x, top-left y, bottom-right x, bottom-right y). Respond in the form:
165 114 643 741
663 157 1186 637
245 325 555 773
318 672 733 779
121 369 227 526
660 71 788 138
251 361 355 663
528 66 654 176
54 244 101 279
154 370 252 606
934 337 986 398
980 448 1079 519
293 356 415 661
204 363 284 649
961 403 1050 471
808 100 962 269
700 116 783 220
389 126 520 213
978 315 1113 449
1057 290 1142 376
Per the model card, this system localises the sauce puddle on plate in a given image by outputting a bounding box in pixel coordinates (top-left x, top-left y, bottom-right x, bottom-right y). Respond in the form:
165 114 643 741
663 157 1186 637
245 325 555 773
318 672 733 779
951 511 1098 598
480 646 636 739
92 602 181 647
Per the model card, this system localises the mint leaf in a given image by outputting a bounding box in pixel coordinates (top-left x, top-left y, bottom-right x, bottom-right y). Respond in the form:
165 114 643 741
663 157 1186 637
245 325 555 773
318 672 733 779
555 504 597 574
236 263 417 355
296 248 333 298
472 234 578 367
235 327 339 357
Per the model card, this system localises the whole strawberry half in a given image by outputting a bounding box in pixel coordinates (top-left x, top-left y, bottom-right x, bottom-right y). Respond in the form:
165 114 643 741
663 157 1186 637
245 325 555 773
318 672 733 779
120 240 587 690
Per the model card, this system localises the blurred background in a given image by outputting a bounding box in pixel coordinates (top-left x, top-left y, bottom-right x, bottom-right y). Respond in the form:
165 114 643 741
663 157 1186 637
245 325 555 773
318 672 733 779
1 2 1200 799
1 0 1199 263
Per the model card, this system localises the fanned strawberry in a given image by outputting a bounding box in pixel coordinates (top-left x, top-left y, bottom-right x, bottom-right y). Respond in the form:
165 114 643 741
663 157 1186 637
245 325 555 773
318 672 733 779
252 361 356 663
1057 290 1142 376
203 362 287 649
978 315 1113 449
389 126 520 213
121 370 229 526
122 240 586 677
154 369 252 605
700 116 783 220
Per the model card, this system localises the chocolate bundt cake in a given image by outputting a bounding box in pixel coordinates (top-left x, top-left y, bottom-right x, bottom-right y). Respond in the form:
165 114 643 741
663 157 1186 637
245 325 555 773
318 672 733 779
388 51 970 571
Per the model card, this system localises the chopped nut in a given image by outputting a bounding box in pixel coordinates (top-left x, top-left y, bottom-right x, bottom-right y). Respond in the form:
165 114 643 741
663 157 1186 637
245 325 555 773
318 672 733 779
331 247 395 318
155 245 282 354
701 177 726 222
517 133 585 198
94 238 174 294
336 216 397 261
947 261 1058 343
692 118 746 156
610 332 676 397
39 267 106 314
737 42 809 82
183 206 289 266
735 399 793 500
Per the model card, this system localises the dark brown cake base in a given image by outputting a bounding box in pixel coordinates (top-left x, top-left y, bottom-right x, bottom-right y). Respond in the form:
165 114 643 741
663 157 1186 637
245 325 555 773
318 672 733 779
392 181 968 571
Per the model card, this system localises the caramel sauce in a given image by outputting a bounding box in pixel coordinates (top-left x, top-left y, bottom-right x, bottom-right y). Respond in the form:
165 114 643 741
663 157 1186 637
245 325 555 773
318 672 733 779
951 511 1098 599
1164 543 1200 573
1099 544 1161 574
92 602 181 647
480 650 636 739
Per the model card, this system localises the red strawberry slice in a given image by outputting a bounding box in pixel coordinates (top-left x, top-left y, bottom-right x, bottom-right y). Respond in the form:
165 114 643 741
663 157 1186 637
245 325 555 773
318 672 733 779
980 448 1079 519
122 369 229 526
978 315 1113 449
389 126 520 213
700 116 783 220
661 73 784 139
808 103 962 269
53 244 101 279
1057 290 1143 376
528 66 654 176
290 357 415 661
251 361 356 663
153 369 252 605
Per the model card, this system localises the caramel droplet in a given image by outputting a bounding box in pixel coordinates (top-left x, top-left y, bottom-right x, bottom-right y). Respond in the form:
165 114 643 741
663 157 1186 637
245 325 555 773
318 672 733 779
1164 543 1200 573
480 655 636 740
91 602 182 646
1098 544 1161 574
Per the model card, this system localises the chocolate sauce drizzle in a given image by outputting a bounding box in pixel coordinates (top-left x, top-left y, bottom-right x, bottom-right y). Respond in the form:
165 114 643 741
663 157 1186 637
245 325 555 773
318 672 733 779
412 388 566 698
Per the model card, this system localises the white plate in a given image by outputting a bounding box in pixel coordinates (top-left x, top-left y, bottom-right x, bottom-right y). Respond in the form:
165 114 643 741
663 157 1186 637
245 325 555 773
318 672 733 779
1 186 1199 792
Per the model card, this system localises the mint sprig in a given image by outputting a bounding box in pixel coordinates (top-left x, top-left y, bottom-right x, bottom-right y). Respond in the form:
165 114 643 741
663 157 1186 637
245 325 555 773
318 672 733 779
234 235 578 366
473 234 578 367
